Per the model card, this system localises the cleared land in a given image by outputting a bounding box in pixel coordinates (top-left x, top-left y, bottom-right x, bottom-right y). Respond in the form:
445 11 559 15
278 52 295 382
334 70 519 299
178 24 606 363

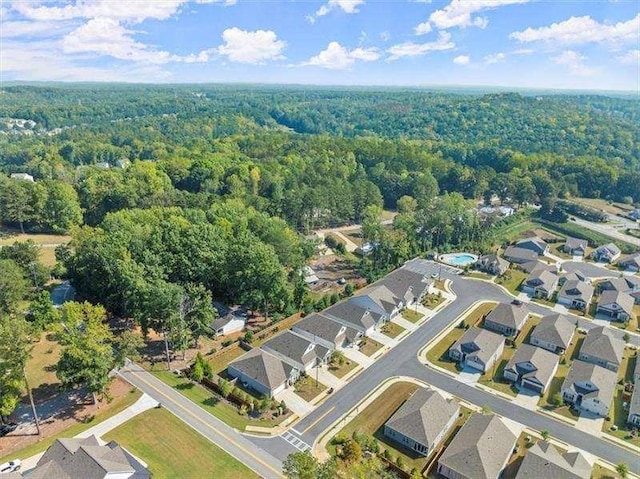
569 197 633 217
104 407 258 479
0 232 71 268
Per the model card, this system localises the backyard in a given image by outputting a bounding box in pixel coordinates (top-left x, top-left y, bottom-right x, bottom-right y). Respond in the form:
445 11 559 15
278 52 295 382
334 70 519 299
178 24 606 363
495 269 527 296
104 407 258 479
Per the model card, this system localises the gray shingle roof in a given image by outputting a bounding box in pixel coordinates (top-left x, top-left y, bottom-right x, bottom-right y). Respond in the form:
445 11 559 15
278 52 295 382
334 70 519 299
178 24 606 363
515 441 591 479
524 269 558 292
228 348 292 391
438 413 517 479
374 266 430 304
504 344 559 388
517 260 551 274
476 254 510 274
262 331 316 367
580 326 625 366
558 280 594 304
531 314 575 350
516 236 548 254
597 290 635 319
620 254 640 269
594 243 621 257
324 300 382 331
562 360 617 405
565 237 588 252
628 381 640 421
504 246 538 264
354 285 400 316
485 303 529 331
292 313 346 345
385 388 459 449
450 327 505 367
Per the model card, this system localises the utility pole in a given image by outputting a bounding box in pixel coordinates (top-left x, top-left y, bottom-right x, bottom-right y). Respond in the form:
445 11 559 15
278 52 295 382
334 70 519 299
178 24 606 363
23 365 40 435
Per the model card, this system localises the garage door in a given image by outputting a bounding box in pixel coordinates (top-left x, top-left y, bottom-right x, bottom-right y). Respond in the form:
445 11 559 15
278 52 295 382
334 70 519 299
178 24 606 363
521 379 544 394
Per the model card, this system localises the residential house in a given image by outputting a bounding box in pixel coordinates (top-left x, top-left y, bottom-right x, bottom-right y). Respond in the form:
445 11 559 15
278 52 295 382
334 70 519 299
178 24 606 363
522 269 558 299
323 299 385 335
95 161 111 169
503 344 559 395
628 383 640 427
596 290 635 322
529 314 575 354
475 254 510 276
11 435 151 479
557 280 594 311
384 388 460 457
517 260 552 275
301 266 319 285
619 254 640 272
292 313 351 351
516 236 549 255
9 172 34 182
483 302 529 337
597 276 640 304
592 243 621 263
503 246 538 264
436 413 517 479
634 356 640 384
629 209 640 221
448 327 505 373
374 265 431 307
228 348 299 397
514 441 591 479
262 330 322 372
563 237 588 257
116 158 131 169
577 326 625 371
557 271 590 286
561 360 617 417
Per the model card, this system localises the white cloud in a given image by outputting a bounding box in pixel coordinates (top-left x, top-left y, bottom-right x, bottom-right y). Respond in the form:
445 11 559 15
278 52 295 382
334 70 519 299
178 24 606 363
309 0 364 22
428 0 529 30
618 49 640 65
380 30 390 41
512 48 534 55
552 50 595 76
453 55 470 65
414 21 432 35
217 27 286 64
387 31 455 61
304 41 379 69
484 52 505 64
0 20 72 38
511 14 639 45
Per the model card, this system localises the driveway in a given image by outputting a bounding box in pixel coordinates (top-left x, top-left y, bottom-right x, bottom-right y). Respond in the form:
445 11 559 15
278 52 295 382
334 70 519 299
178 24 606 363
315 365 343 389
274 389 313 417
457 366 481 385
513 389 540 411
391 315 419 331
342 347 374 368
576 413 605 436
368 329 395 348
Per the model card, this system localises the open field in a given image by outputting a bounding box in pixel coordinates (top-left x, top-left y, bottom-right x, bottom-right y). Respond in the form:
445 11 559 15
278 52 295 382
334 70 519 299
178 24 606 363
569 197 633 217
381 321 405 338
294 375 327 402
0 232 71 268
0 387 142 464
104 407 258 479
359 337 384 357
153 371 287 430
24 332 62 401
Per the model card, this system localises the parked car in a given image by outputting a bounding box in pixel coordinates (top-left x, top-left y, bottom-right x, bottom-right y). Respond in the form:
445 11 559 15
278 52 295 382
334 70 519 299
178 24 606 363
511 299 523 306
337 278 346 285
0 423 17 437
0 459 21 473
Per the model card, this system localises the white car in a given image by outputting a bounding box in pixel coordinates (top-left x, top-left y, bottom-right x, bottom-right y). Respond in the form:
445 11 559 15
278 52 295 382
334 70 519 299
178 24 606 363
0 459 21 473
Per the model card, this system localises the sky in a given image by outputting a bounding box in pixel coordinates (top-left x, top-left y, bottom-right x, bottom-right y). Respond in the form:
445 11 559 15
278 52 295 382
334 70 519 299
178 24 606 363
1 0 638 90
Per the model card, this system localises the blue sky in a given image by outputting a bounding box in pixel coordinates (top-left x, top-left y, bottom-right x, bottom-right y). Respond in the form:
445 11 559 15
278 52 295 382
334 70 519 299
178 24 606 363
1 0 638 90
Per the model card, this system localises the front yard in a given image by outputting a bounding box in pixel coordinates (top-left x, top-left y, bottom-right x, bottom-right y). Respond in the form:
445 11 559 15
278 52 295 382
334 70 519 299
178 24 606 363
421 293 445 310
328 354 359 378
104 407 258 479
381 321 406 338
402 309 424 323
293 375 327 402
495 269 527 296
359 337 384 357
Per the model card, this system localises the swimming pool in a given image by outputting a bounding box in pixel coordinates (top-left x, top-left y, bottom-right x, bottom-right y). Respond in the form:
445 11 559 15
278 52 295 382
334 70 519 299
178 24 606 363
440 253 478 267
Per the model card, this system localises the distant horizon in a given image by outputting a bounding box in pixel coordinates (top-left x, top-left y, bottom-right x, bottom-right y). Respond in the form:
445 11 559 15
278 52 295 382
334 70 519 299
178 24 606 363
1 1 637 90
1 80 636 96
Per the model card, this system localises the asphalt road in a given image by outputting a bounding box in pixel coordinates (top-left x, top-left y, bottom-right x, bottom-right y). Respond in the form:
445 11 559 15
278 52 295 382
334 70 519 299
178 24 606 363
118 364 285 479
249 262 640 474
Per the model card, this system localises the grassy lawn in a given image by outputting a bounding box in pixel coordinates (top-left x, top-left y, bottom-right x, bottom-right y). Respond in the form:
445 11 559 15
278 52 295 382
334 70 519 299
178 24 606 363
401 309 424 323
294 375 327 402
104 407 258 479
569 197 633 217
591 464 617 479
381 321 406 339
602 352 639 447
153 371 287 431
359 337 384 357
0 389 142 464
609 306 640 332
207 346 245 375
467 302 498 328
434 279 447 291
422 293 445 310
328 358 358 379
539 335 583 412
0 232 71 268
24 332 62 400
464 271 493 280
531 293 558 308
495 269 527 296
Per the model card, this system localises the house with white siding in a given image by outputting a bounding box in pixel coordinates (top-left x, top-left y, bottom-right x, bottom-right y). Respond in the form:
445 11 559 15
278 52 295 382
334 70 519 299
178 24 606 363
561 360 617 417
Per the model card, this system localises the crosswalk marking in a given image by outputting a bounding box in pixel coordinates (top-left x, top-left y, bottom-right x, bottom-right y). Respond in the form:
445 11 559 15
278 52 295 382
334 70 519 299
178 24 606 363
281 430 311 452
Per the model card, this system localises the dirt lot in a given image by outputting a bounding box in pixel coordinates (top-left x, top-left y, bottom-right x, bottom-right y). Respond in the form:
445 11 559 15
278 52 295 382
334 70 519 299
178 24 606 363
308 255 367 296
518 228 563 242
570 197 634 217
